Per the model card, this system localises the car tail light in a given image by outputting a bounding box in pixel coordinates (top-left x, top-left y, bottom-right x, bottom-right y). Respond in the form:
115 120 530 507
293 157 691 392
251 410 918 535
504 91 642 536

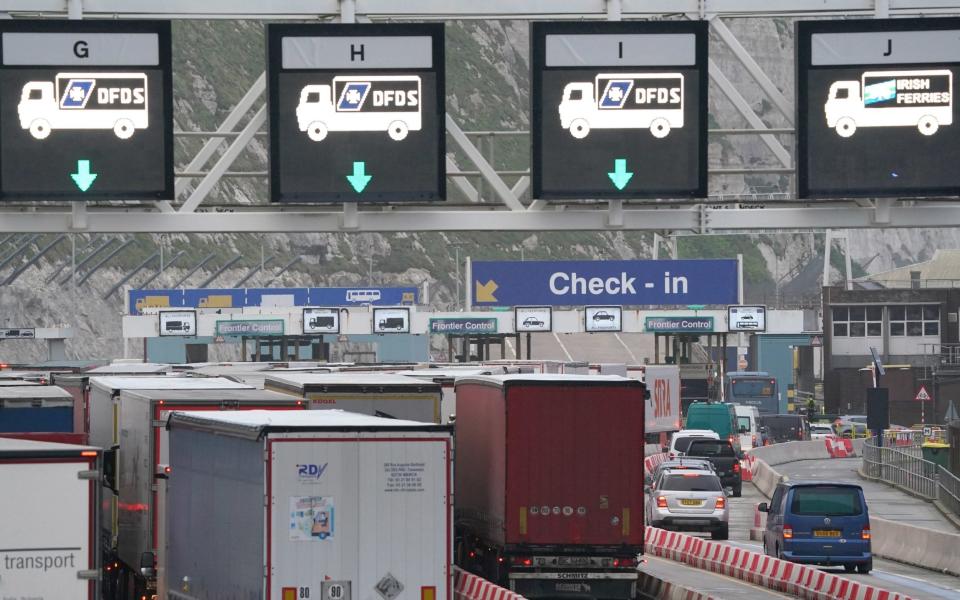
656 496 668 508
783 525 793 539
729 436 736 445
715 496 725 509
862 528 871 540
752 434 757 446
510 556 533 566
733 462 741 474
613 557 636 568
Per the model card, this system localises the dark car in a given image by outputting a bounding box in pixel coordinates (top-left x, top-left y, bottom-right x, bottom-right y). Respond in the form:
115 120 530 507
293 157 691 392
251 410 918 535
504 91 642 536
759 414 810 443
759 481 871 573
522 317 544 327
684 438 743 497
592 311 616 321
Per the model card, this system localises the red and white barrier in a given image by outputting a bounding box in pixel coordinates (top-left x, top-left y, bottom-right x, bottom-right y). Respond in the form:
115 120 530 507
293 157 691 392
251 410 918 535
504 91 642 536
646 527 912 600
825 437 855 458
453 567 526 600
644 452 669 476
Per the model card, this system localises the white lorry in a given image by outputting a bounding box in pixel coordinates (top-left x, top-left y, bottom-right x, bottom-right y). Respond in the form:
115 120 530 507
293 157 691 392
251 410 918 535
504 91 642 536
0 437 102 600
297 75 422 142
558 73 684 139
825 69 952 137
165 409 453 600
18 72 149 140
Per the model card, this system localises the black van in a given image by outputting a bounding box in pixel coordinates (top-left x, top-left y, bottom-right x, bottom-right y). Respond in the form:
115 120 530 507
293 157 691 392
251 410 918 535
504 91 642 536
759 414 809 444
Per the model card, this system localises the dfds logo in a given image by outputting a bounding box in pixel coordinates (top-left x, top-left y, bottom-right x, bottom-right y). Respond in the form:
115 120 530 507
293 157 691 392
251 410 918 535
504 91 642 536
297 463 328 479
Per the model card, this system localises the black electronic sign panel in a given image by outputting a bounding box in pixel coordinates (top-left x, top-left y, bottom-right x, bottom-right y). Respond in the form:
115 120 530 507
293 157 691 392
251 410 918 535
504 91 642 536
0 20 173 200
268 23 445 203
531 21 708 200
798 18 960 198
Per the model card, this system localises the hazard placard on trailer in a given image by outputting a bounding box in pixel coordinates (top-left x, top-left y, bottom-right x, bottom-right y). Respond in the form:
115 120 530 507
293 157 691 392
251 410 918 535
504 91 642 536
914 384 933 402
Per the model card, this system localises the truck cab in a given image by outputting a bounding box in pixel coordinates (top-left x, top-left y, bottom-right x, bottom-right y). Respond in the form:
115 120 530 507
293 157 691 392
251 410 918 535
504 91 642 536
17 81 55 135
825 81 861 136
559 82 594 138
297 84 334 141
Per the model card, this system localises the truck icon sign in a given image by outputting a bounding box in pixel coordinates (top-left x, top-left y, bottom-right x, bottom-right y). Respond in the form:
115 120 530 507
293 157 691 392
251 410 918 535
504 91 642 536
296 75 422 142
559 73 684 139
18 72 149 140
825 69 953 137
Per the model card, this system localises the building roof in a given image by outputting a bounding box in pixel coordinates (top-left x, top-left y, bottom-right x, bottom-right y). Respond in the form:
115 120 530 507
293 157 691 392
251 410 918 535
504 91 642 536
860 249 960 286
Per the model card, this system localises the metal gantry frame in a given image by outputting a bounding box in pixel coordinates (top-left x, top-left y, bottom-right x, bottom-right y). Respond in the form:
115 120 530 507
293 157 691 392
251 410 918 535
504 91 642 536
1 0 959 233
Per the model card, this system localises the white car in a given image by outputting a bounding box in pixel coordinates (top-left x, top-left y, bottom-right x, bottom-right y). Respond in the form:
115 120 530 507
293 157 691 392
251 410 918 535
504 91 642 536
810 423 835 440
665 429 720 459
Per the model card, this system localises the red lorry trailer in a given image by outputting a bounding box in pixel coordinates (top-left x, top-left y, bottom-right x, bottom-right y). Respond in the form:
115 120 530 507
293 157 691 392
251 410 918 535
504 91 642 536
454 374 645 600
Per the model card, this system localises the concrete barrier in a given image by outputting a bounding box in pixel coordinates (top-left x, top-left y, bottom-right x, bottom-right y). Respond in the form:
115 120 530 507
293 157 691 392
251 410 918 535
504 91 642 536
748 438 858 466
645 527 910 600
871 517 960 576
637 571 717 600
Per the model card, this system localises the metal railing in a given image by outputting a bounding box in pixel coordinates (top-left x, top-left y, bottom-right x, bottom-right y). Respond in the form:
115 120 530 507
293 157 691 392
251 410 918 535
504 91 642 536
862 437 938 499
938 465 960 517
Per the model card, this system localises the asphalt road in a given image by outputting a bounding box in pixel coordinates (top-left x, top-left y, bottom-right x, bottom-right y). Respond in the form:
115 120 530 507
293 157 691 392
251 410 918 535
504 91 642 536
642 454 960 599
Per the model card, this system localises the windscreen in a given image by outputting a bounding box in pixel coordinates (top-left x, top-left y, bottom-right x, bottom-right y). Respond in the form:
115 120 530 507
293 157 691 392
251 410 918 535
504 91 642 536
737 416 752 431
686 440 735 457
662 474 722 492
731 379 775 397
791 486 863 516
673 436 708 453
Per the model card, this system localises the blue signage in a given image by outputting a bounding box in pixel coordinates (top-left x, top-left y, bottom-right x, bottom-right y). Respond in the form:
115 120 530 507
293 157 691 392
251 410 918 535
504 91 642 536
130 286 420 314
472 260 737 307
308 287 418 306
129 289 184 315
245 287 310 307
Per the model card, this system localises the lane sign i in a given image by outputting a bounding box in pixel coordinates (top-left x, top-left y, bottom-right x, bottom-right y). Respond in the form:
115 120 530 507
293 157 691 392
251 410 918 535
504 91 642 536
531 20 708 200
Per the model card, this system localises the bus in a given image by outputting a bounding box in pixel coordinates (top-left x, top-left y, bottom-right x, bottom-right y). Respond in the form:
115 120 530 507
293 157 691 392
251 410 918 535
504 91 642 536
725 371 779 415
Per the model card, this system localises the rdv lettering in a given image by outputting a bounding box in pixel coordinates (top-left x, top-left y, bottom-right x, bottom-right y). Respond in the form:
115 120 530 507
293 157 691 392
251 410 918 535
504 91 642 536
297 463 328 479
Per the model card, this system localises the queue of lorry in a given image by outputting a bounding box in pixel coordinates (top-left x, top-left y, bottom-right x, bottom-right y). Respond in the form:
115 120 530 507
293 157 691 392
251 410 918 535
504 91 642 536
0 359 682 600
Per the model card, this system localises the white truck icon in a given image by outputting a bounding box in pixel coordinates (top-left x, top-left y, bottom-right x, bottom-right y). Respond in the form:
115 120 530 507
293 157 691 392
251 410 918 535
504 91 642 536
296 75 422 142
825 69 952 137
18 72 149 140
559 73 684 139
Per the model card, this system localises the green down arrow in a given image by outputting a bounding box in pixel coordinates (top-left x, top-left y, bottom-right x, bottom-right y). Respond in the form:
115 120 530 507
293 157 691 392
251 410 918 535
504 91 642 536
71 159 98 192
607 158 633 191
346 161 372 193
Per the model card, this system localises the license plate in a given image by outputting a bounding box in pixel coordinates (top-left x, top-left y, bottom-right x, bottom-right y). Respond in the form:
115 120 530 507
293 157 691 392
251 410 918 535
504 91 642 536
814 530 841 537
680 499 703 506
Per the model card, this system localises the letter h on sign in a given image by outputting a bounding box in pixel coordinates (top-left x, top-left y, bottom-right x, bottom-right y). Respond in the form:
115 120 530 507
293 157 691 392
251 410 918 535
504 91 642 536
350 43 365 61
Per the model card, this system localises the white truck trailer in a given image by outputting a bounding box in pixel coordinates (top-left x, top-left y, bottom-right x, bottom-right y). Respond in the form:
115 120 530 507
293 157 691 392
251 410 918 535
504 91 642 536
265 372 444 423
558 73 684 139
165 409 453 600
0 437 102 600
825 69 953 137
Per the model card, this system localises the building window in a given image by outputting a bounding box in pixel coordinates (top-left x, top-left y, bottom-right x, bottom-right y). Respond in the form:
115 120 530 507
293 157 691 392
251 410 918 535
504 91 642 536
888 304 939 337
831 305 882 337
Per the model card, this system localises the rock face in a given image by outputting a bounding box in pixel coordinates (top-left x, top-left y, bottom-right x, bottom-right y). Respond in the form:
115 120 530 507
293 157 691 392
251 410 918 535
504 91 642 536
0 18 950 363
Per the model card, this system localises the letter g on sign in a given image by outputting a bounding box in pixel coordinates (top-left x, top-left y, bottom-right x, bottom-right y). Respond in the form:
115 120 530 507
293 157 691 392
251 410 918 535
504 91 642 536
74 40 89 59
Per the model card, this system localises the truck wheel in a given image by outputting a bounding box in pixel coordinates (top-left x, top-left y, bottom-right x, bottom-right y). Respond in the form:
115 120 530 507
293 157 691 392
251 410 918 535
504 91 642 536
733 484 742 498
306 121 328 142
113 119 135 139
569 118 590 139
918 115 939 136
650 118 671 139
835 117 856 138
388 120 409 141
857 559 872 574
29 119 51 140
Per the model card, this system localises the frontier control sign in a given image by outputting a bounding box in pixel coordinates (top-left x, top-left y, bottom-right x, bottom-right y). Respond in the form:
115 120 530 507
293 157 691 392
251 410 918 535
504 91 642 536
645 316 714 333
0 20 173 200
472 259 737 307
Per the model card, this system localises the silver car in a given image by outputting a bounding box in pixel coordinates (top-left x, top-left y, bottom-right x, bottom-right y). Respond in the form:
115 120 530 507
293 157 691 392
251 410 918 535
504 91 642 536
646 468 730 540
